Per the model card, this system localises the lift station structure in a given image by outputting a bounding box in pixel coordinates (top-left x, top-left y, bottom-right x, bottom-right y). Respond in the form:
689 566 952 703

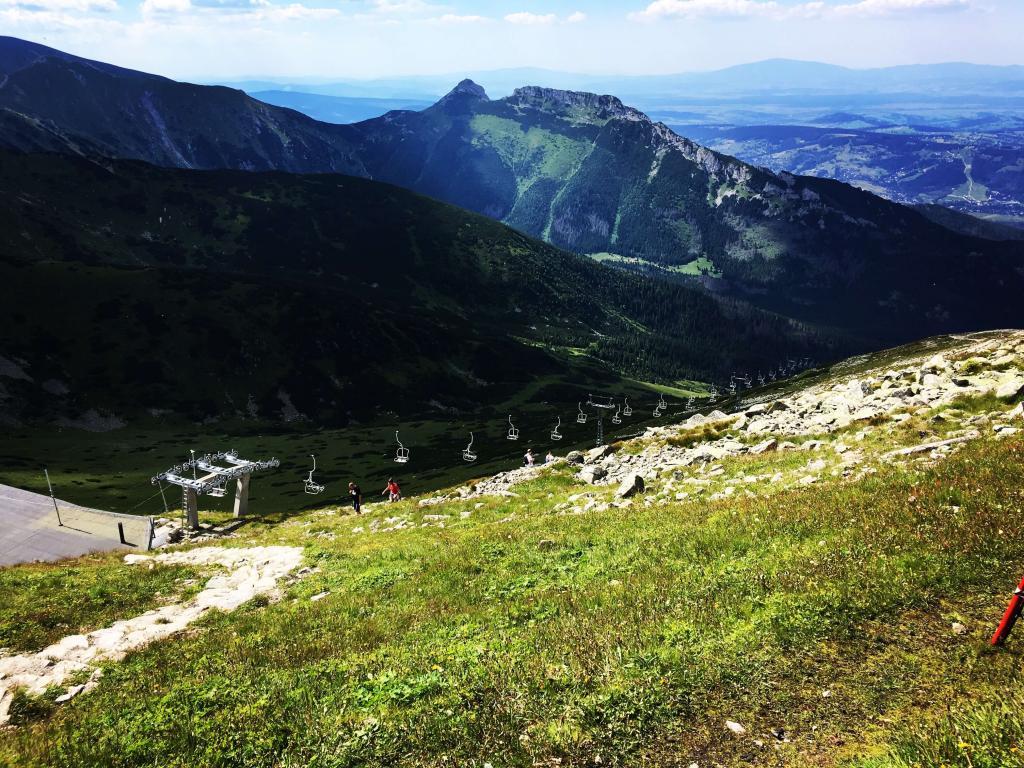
151 450 279 529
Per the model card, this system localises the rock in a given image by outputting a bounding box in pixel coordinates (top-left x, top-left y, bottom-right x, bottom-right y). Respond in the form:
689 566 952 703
309 591 330 602
1010 402 1023 419
922 354 949 374
579 465 607 484
54 684 86 704
745 403 770 416
616 474 645 498
777 441 798 452
586 444 616 463
802 440 823 451
565 451 585 465
952 622 968 636
799 475 818 485
538 539 557 551
725 720 747 735
749 439 777 455
996 378 1024 401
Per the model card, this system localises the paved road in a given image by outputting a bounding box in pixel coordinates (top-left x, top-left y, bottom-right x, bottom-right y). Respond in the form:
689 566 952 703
0 485 151 567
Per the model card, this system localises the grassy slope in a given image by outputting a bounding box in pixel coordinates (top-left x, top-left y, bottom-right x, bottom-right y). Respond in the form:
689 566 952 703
0 150 839 429
3 339 1024 766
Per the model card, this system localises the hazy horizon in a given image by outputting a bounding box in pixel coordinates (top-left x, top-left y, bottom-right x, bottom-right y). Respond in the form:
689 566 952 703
3 0 1022 82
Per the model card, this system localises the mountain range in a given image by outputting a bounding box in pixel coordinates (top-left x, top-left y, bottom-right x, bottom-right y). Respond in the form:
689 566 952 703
1 35 1023 395
0 149 836 425
216 59 1024 102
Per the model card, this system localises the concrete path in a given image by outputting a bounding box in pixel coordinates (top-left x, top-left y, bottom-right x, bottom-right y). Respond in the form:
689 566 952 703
0 484 151 567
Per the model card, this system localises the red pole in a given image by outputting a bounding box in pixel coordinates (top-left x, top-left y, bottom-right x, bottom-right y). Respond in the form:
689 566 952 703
991 573 1024 646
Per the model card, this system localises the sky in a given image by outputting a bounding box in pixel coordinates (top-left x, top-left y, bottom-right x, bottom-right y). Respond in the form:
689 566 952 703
2 0 1022 80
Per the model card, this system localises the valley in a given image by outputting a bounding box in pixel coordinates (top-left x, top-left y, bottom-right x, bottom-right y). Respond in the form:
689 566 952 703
3 331 1024 765
1 24 1024 768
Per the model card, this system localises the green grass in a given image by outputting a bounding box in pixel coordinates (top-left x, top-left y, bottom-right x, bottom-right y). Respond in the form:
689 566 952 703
4 428 1024 766
0 554 202 653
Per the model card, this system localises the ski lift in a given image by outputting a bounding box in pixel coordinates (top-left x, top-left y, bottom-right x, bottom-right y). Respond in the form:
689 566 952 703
622 397 633 417
507 415 520 441
208 479 227 498
758 372 766 386
576 402 588 424
304 454 325 495
587 393 616 410
611 406 622 425
686 395 695 409
653 392 665 416
462 432 477 463
394 430 409 464
729 380 737 396
550 416 562 441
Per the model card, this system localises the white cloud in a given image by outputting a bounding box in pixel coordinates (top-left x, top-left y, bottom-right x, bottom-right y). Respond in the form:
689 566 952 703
504 10 556 24
0 0 116 11
141 0 189 13
140 0 338 18
630 0 972 20
434 12 485 22
832 0 970 15
566 10 586 22
629 0 781 19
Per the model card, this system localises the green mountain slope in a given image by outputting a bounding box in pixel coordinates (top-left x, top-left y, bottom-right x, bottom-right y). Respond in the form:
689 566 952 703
2 37 1021 346
0 36 364 173
348 83 1024 341
0 150 836 426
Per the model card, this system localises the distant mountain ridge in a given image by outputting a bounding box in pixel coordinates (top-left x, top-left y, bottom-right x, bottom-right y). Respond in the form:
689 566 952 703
1 35 1022 347
0 36 365 173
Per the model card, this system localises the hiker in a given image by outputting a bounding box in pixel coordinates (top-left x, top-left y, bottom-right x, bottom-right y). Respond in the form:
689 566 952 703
382 477 401 502
348 481 362 514
524 448 535 467
545 450 555 464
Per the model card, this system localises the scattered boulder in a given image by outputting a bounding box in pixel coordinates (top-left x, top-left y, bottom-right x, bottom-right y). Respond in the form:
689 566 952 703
586 444 616 463
616 474 645 498
565 451 585 465
579 465 607 484
922 354 949 374
749 439 777 455
996 378 1024 401
952 622 969 636
725 720 747 735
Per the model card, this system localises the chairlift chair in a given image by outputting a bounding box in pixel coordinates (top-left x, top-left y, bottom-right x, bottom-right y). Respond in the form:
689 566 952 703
653 392 667 416
587 393 616 410
462 432 477 463
208 480 227 498
622 397 633 417
304 454 326 495
394 430 410 464
611 407 622 425
507 415 520 441
576 402 588 424
550 416 562 441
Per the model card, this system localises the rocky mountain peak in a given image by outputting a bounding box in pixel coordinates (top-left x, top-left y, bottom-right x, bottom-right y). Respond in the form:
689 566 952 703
438 78 489 103
504 86 649 123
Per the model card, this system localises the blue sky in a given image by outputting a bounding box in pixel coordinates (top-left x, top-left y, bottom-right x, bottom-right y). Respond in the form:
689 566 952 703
2 0 1021 80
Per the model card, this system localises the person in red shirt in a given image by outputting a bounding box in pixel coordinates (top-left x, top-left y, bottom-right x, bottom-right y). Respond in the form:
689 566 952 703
382 477 401 502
